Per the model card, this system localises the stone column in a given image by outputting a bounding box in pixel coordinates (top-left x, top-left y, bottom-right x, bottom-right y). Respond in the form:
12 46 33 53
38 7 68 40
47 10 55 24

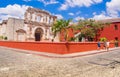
30 13 32 21
47 16 49 24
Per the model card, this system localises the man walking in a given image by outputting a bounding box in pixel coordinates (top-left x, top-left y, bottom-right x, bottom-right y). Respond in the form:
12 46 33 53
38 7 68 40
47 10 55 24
106 41 110 51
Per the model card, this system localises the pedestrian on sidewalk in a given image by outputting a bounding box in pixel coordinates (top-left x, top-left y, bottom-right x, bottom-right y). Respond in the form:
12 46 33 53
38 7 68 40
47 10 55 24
114 40 119 47
106 40 110 51
97 40 101 50
103 41 107 50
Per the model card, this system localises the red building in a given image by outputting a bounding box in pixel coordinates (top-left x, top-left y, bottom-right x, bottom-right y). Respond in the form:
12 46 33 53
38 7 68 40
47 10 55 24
98 18 120 41
60 18 120 42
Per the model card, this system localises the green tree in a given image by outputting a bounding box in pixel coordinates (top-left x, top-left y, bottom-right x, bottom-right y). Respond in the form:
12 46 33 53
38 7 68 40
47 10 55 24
52 19 72 41
75 19 110 41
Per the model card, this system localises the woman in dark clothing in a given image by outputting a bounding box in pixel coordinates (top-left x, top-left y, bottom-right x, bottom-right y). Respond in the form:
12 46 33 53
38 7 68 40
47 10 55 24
97 41 101 50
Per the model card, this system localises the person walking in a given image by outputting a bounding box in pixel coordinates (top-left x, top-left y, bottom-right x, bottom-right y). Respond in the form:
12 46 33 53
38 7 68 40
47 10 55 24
97 41 101 50
114 40 119 47
103 41 107 50
106 41 110 51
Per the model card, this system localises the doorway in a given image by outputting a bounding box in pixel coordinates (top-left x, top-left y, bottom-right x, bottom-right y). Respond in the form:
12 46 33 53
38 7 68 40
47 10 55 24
35 28 43 41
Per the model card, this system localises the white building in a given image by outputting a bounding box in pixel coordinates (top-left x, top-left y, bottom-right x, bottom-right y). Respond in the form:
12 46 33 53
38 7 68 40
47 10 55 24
0 7 60 42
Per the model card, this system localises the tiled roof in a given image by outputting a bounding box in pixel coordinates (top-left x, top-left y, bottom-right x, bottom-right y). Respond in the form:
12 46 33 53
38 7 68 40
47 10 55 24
98 18 120 23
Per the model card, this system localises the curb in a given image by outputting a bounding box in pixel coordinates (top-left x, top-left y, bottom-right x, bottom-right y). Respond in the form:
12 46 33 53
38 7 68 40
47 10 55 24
0 46 120 58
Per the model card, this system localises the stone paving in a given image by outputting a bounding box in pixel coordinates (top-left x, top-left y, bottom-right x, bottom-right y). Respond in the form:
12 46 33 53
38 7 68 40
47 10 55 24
0 46 120 77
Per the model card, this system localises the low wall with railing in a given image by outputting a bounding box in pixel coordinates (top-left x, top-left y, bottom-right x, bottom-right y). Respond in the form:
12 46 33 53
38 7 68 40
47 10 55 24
0 41 116 54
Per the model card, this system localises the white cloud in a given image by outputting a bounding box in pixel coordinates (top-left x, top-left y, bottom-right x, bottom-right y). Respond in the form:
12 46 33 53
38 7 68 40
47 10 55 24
59 0 103 10
93 0 103 3
54 14 63 19
106 0 120 17
59 4 68 10
75 16 84 21
38 0 59 6
93 12 96 15
76 11 81 15
92 12 112 20
23 0 31 2
0 15 20 22
68 13 74 16
93 14 111 20
0 4 29 22
92 0 120 20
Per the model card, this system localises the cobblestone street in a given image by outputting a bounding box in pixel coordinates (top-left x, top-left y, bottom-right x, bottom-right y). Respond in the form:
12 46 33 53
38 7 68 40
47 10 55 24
0 46 120 77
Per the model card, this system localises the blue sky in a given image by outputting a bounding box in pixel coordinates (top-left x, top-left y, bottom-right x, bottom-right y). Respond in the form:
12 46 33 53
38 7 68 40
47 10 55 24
0 0 120 22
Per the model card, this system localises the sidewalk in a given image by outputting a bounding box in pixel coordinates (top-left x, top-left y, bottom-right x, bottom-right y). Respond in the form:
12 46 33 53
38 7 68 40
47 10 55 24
0 46 120 58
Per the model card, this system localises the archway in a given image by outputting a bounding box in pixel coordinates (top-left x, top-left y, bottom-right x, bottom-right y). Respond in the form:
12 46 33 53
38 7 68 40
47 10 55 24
35 28 43 41
16 29 26 41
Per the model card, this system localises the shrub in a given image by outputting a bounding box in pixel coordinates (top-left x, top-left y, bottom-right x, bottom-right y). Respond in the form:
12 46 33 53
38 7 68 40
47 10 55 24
100 37 107 42
69 37 76 41
0 36 3 40
4 36 8 40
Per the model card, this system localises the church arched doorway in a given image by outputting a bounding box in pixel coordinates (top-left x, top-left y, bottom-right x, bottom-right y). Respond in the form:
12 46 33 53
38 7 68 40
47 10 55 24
35 28 43 41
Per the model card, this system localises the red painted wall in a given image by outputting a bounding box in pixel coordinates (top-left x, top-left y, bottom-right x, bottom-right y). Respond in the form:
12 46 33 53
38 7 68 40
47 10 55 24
60 28 74 41
60 22 120 42
98 22 120 41
0 41 115 54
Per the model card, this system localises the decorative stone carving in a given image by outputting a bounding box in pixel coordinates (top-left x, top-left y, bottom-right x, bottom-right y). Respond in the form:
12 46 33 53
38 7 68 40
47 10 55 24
0 7 57 42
